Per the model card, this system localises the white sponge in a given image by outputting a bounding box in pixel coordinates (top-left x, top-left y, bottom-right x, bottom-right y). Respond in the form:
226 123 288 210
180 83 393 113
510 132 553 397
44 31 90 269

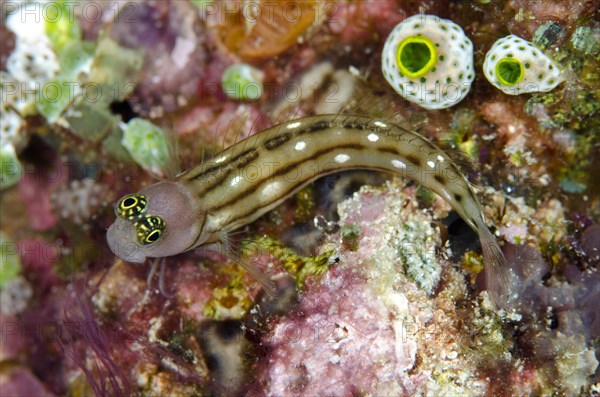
483 35 563 95
382 14 475 110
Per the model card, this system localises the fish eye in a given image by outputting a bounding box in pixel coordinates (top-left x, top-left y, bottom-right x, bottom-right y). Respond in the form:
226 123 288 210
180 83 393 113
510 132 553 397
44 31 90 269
117 194 147 220
136 215 166 245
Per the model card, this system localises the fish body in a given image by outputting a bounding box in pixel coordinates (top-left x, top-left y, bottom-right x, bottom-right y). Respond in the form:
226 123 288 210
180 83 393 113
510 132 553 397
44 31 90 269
107 114 509 305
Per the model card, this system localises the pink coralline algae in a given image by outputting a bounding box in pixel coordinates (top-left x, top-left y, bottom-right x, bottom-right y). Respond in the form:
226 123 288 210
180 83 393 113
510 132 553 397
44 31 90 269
107 0 208 117
256 266 426 396
18 162 67 231
0 314 24 361
508 0 597 38
17 238 61 294
64 262 215 396
252 180 490 396
328 0 409 43
0 367 57 397
174 102 268 148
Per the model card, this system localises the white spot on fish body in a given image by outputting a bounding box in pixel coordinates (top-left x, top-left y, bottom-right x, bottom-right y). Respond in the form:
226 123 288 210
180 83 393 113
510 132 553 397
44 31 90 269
427 160 435 168
287 121 301 129
368 133 379 142
231 175 243 186
214 155 228 163
374 121 387 128
391 159 406 169
295 141 306 151
263 181 280 196
437 155 444 162
335 154 350 163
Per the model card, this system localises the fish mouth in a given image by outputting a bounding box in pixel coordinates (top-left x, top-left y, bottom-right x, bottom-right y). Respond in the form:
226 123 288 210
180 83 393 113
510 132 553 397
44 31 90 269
106 220 146 264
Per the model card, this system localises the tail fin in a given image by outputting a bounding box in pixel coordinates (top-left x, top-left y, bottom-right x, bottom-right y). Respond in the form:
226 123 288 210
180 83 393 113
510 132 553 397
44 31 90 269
478 223 511 308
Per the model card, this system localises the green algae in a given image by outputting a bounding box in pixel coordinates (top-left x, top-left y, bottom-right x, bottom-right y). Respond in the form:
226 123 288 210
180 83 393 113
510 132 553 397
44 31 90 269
167 330 197 363
524 23 599 199
341 224 360 252
525 19 599 127
462 295 515 367
36 1 91 123
203 272 253 320
44 0 82 54
55 32 142 160
36 79 76 123
221 64 264 101
88 32 143 104
62 98 130 161
0 232 21 289
22 27 143 162
570 26 600 57
3 9 141 164
532 22 567 51
0 147 22 190
556 130 595 194
58 40 95 80
122 118 172 177
36 0 87 123
527 88 600 130
240 236 333 287
538 240 562 267
552 334 599 394
440 108 479 161
461 250 484 275
416 186 435 208
294 185 315 223
67 372 96 397
190 0 214 8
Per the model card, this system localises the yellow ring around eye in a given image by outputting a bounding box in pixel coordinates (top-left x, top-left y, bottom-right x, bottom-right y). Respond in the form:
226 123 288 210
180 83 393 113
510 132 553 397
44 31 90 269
116 194 147 220
145 229 162 244
120 196 138 209
136 215 166 245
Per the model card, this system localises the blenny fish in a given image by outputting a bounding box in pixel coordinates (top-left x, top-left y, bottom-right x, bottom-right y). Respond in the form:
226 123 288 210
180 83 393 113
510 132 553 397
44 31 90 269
107 114 509 306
